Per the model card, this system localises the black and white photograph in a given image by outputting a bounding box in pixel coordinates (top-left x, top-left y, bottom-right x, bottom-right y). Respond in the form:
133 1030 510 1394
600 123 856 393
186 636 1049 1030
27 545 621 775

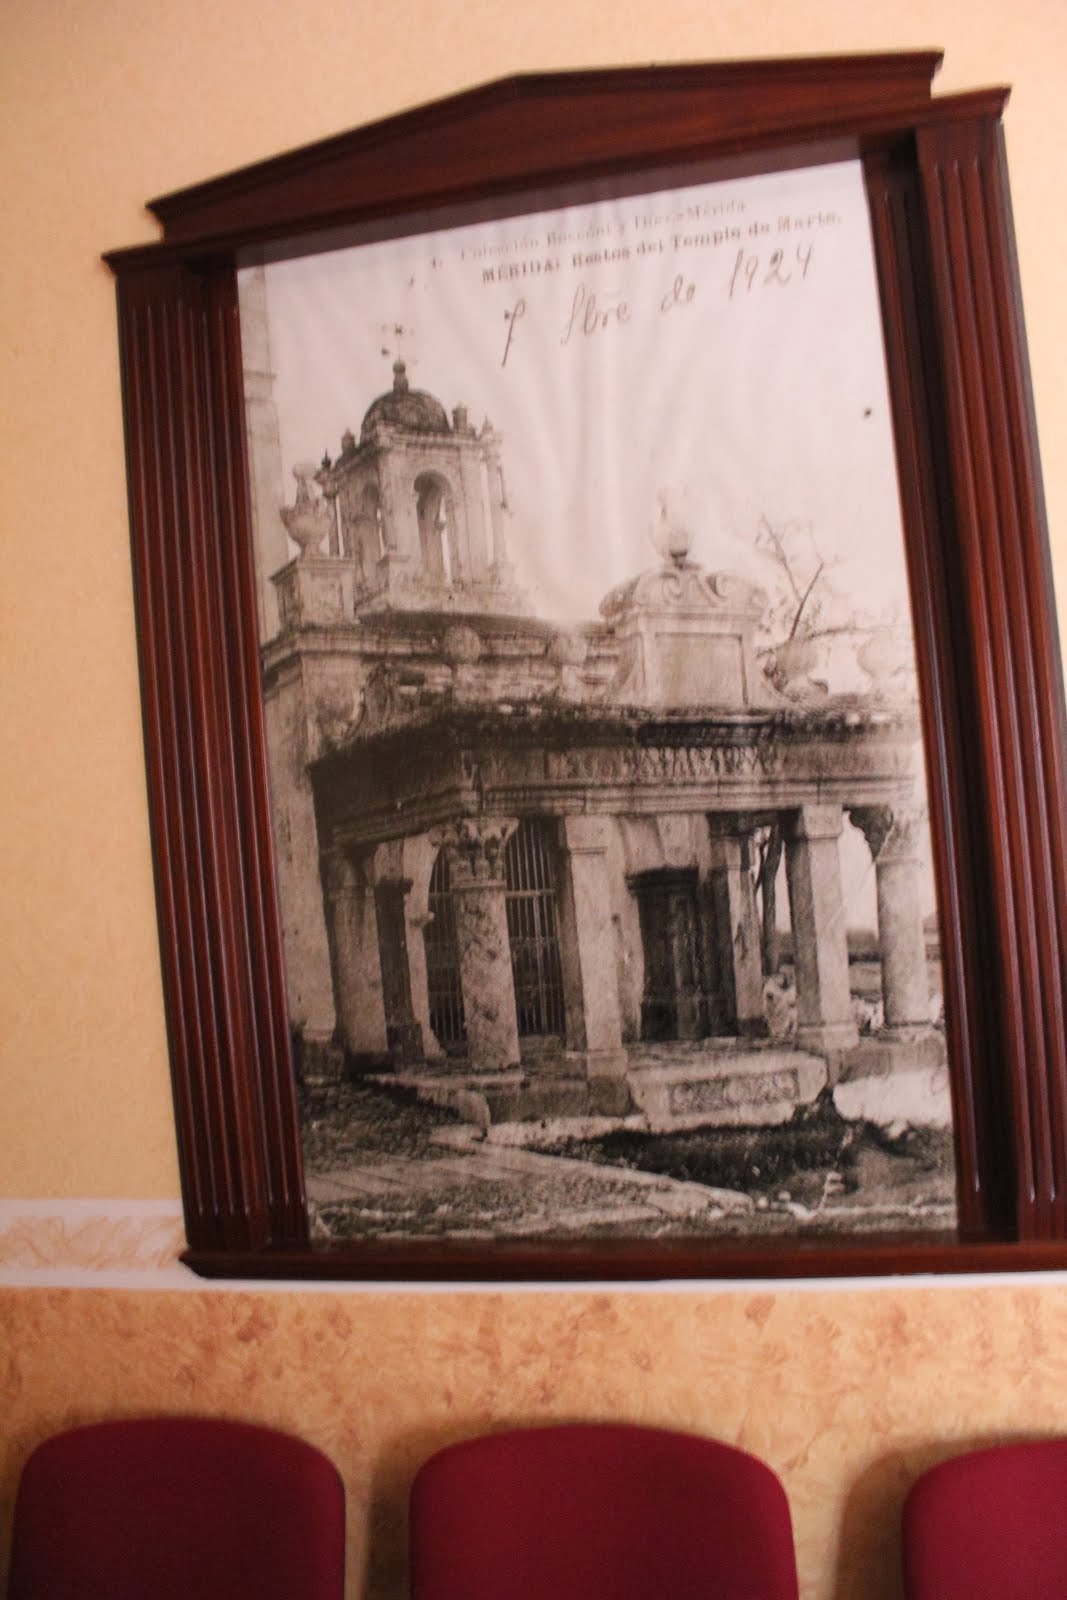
237 153 957 1247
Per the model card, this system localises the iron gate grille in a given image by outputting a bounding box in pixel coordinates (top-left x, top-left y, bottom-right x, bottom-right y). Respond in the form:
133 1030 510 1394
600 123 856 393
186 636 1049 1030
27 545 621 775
505 820 565 1039
425 850 466 1054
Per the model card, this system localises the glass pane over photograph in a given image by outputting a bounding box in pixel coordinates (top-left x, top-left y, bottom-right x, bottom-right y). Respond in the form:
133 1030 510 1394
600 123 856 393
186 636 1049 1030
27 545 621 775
238 153 958 1246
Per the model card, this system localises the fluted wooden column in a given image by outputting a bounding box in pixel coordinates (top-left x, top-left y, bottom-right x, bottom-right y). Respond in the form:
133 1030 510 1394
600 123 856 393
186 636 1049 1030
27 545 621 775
114 264 304 1251
913 113 1067 1237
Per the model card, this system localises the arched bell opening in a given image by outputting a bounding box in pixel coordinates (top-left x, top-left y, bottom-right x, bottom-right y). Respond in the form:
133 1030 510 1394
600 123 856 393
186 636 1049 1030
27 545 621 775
414 471 458 585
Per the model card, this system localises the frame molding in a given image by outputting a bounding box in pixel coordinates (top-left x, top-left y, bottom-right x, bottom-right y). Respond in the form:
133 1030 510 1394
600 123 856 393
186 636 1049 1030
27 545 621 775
106 53 1067 1278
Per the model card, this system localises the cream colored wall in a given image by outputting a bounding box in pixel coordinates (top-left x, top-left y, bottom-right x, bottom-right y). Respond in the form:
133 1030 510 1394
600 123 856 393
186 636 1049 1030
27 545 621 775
2 4 1067 1598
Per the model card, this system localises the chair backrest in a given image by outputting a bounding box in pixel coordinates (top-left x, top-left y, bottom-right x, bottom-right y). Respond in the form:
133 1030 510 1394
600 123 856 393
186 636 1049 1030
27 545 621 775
902 1438 1067 1599
6 1416 345 1600
409 1423 799 1600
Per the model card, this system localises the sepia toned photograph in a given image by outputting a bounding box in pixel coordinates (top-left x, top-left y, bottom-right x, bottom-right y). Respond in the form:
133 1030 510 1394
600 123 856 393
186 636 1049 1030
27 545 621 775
237 154 957 1248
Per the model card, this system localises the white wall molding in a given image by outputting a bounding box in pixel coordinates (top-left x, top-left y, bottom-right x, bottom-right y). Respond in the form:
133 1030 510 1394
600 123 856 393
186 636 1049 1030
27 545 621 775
0 1199 189 1286
4 1198 1067 1293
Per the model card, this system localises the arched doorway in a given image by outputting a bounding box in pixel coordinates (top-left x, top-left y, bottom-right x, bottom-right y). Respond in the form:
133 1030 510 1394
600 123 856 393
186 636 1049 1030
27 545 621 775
629 867 709 1041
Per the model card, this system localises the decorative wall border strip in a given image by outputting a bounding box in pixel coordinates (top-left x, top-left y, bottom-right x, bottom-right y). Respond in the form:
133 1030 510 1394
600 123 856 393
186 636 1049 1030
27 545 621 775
3 1200 1067 1294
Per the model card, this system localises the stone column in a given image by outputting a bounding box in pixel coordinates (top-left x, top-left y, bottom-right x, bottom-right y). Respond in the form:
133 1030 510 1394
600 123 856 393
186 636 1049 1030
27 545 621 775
400 834 444 1064
375 882 425 1065
364 841 426 1065
557 815 628 1107
442 817 521 1072
322 850 389 1065
263 690 336 1046
784 804 858 1055
706 825 767 1036
851 806 931 1028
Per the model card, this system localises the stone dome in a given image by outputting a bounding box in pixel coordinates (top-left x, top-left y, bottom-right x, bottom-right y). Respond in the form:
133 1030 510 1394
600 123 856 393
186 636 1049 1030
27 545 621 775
360 360 451 443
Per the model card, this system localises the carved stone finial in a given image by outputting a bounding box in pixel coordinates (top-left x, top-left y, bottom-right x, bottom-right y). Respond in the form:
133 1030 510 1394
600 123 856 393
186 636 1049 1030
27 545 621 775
856 624 914 698
280 462 334 559
656 491 692 566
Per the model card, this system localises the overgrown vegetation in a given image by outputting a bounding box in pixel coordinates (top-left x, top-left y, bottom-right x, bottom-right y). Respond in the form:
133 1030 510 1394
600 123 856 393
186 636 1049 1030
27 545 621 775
545 1096 858 1200
299 1076 461 1167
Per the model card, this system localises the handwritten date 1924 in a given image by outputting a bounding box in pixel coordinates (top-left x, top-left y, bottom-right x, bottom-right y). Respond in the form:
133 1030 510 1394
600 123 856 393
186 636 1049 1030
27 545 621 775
728 243 814 297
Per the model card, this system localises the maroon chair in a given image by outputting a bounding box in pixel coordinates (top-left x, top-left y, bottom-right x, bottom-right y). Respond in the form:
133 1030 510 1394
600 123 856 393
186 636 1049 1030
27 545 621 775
6 1416 345 1600
903 1438 1067 1598
409 1423 799 1599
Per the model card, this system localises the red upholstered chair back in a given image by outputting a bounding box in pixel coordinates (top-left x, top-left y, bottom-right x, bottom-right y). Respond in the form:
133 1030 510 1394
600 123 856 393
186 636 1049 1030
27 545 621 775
6 1416 345 1600
903 1439 1067 1599
409 1423 799 1600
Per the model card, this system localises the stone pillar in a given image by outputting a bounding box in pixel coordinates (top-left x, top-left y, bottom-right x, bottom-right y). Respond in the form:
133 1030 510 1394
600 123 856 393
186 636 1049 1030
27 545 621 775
706 825 766 1035
557 816 628 1104
851 806 931 1029
400 834 444 1063
364 841 425 1065
322 851 389 1064
442 817 521 1071
375 883 424 1066
784 804 858 1055
263 691 336 1046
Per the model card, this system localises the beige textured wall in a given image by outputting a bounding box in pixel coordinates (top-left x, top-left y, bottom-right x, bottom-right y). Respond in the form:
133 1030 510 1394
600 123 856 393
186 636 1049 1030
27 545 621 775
6 1282 1067 1600
2 4 1066 1598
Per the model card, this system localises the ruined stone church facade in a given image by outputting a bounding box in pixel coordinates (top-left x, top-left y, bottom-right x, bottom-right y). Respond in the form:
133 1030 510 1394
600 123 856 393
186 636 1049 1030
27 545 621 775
241 271 943 1132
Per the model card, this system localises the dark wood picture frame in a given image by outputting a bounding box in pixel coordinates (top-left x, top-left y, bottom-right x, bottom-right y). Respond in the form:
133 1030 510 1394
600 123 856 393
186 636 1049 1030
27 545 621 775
106 51 1067 1280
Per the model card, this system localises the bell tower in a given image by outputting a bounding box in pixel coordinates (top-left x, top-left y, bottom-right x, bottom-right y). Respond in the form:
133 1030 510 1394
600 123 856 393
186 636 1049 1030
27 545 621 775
309 361 526 619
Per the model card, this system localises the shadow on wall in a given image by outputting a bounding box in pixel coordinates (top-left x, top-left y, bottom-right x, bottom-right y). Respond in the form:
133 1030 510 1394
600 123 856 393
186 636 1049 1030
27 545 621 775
360 1422 1066 1600
359 1421 455 1600
360 1415 642 1600
830 1432 1058 1600
832 1447 925 1600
